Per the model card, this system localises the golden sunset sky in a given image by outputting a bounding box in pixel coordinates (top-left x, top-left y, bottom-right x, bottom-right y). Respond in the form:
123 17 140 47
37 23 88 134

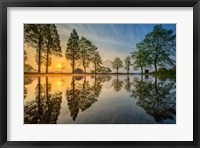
25 24 176 73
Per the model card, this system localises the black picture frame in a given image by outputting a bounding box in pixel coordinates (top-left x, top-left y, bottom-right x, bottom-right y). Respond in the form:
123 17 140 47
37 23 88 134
0 0 199 147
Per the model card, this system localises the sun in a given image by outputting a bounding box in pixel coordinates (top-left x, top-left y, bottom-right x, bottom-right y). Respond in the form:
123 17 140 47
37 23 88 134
57 64 61 68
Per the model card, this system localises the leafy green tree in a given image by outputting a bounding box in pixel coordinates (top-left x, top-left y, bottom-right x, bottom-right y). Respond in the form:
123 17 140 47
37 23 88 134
24 24 46 73
111 57 123 73
65 29 80 73
44 24 62 73
131 42 149 74
124 55 132 73
141 25 176 72
91 51 102 74
78 37 92 73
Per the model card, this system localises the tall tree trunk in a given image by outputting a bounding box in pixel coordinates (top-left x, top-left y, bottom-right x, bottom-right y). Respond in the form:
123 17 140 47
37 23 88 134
117 68 118 74
141 67 143 74
154 61 157 72
72 50 75 73
127 65 130 73
38 37 42 73
46 42 49 73
84 66 86 74
46 77 50 123
84 76 86 83
37 77 41 123
127 68 129 74
94 64 96 74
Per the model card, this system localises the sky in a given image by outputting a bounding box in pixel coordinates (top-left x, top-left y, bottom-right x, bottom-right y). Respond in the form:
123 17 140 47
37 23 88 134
25 24 176 73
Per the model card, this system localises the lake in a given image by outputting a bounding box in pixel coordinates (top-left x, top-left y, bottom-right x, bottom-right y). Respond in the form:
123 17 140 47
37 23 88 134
24 74 176 124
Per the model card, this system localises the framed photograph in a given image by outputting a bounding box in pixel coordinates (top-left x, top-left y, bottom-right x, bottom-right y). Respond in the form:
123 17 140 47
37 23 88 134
0 0 199 147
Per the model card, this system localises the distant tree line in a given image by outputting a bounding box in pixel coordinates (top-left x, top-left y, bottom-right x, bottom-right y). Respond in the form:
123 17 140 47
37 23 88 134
24 24 176 74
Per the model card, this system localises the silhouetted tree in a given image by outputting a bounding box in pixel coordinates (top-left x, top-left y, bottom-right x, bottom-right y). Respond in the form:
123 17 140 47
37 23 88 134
24 77 62 124
78 37 92 73
65 29 80 73
65 76 102 121
124 56 132 73
44 24 62 73
112 57 123 73
24 24 46 73
124 75 132 92
91 51 102 74
24 50 34 72
112 75 124 92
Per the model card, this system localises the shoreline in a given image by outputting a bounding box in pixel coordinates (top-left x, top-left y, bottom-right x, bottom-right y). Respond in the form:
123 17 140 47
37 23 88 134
24 73 141 77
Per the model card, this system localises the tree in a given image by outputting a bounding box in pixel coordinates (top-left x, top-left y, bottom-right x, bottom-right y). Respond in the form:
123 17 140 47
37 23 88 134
112 75 124 92
24 50 34 72
96 66 112 73
24 77 62 124
24 24 46 73
65 76 101 121
44 24 62 73
131 42 149 74
141 25 176 72
65 29 80 73
91 51 102 74
130 77 176 123
124 55 132 73
111 57 123 73
78 37 92 73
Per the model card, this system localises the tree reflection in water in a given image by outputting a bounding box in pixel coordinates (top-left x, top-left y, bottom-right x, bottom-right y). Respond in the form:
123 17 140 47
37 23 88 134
130 76 176 123
65 75 111 121
112 75 124 92
24 75 176 124
24 77 62 124
24 77 36 99
124 75 132 92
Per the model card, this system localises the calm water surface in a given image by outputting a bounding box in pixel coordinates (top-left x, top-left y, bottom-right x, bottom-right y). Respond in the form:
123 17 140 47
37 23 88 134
24 75 176 124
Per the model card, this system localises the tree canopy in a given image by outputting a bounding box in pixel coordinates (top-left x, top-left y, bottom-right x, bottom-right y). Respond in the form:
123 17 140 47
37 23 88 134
65 29 80 73
124 55 132 73
112 57 123 73
140 25 176 72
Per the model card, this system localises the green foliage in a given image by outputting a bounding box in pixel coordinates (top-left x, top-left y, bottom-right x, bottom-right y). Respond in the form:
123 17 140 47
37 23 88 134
151 67 176 80
140 25 176 71
112 57 123 73
131 42 149 73
124 55 132 73
65 29 80 73
130 77 176 123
